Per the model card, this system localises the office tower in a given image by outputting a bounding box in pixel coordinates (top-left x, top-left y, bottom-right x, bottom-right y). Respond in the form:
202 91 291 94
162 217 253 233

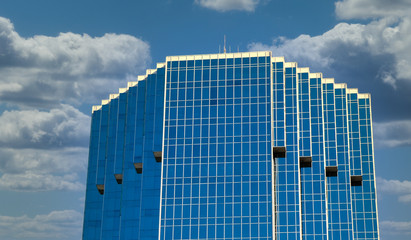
82 52 379 240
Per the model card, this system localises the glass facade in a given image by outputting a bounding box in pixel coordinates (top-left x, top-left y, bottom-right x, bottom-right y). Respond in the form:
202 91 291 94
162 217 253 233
83 52 379 240
330 84 354 240
300 71 328 240
356 94 379 240
161 52 273 239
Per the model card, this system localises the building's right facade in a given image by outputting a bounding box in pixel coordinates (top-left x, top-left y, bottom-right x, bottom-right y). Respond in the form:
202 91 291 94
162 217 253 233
83 51 379 240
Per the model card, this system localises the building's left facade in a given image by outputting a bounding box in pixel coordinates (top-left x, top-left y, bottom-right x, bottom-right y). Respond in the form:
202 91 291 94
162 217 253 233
83 63 166 239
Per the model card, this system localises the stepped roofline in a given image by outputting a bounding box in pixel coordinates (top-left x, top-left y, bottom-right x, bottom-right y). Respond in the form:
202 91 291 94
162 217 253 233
91 53 370 113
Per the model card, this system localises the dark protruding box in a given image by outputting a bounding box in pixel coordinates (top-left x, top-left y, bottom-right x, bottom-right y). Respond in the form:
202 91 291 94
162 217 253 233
134 163 143 174
114 174 123 184
351 175 363 186
96 184 104 195
153 151 162 162
273 147 287 158
326 166 338 177
300 156 312 168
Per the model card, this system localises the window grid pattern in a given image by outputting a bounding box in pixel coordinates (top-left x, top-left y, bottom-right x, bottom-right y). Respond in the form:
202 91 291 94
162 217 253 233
272 60 286 147
322 83 338 167
299 72 327 240
298 71 314 239
274 64 301 240
308 76 328 239
298 72 311 157
347 91 364 240
329 87 354 240
161 55 273 239
271 60 285 240
357 97 379 240
322 82 338 239
83 52 380 240
347 93 362 176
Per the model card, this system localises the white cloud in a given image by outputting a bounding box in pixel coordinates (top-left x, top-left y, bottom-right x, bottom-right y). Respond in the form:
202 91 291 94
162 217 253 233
0 210 82 240
378 178 411 194
195 0 260 12
336 0 411 20
0 104 90 149
380 220 411 236
0 16 151 107
0 147 87 191
248 6 411 124
0 104 90 192
333 1 411 86
0 82 22 93
399 194 411 203
373 120 411 148
248 17 411 87
377 177 411 203
0 173 84 192
0 16 145 193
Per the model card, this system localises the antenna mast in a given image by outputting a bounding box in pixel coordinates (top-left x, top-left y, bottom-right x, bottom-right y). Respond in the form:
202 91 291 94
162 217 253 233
224 35 226 54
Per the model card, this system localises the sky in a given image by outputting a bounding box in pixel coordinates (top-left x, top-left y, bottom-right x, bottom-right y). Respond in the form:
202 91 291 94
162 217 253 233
0 0 410 239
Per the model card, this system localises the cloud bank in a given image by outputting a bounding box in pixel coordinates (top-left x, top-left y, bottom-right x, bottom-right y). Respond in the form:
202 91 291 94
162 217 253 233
0 16 150 107
377 177 411 203
0 105 90 149
195 0 260 12
373 121 411 148
0 16 151 192
0 147 87 191
0 210 82 239
380 220 411 238
248 18 411 88
249 0 411 148
336 0 411 19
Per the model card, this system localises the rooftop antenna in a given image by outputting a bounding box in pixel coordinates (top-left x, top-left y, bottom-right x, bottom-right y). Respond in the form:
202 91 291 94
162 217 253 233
224 35 226 54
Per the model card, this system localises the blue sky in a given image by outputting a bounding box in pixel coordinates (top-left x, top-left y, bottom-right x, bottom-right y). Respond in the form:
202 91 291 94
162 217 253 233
0 0 410 239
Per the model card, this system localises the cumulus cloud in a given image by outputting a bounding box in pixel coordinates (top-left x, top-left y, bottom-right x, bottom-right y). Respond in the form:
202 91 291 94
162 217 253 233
248 15 411 123
0 173 84 192
0 104 90 192
0 210 82 239
0 105 90 191
373 120 411 148
249 18 411 87
0 104 90 149
380 220 411 237
0 147 87 191
377 177 411 203
0 16 151 107
399 195 411 203
195 0 260 12
0 16 150 192
250 1 411 149
336 0 411 20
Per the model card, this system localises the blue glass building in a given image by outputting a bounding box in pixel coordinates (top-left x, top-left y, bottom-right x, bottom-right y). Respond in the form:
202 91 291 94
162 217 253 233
82 52 379 240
